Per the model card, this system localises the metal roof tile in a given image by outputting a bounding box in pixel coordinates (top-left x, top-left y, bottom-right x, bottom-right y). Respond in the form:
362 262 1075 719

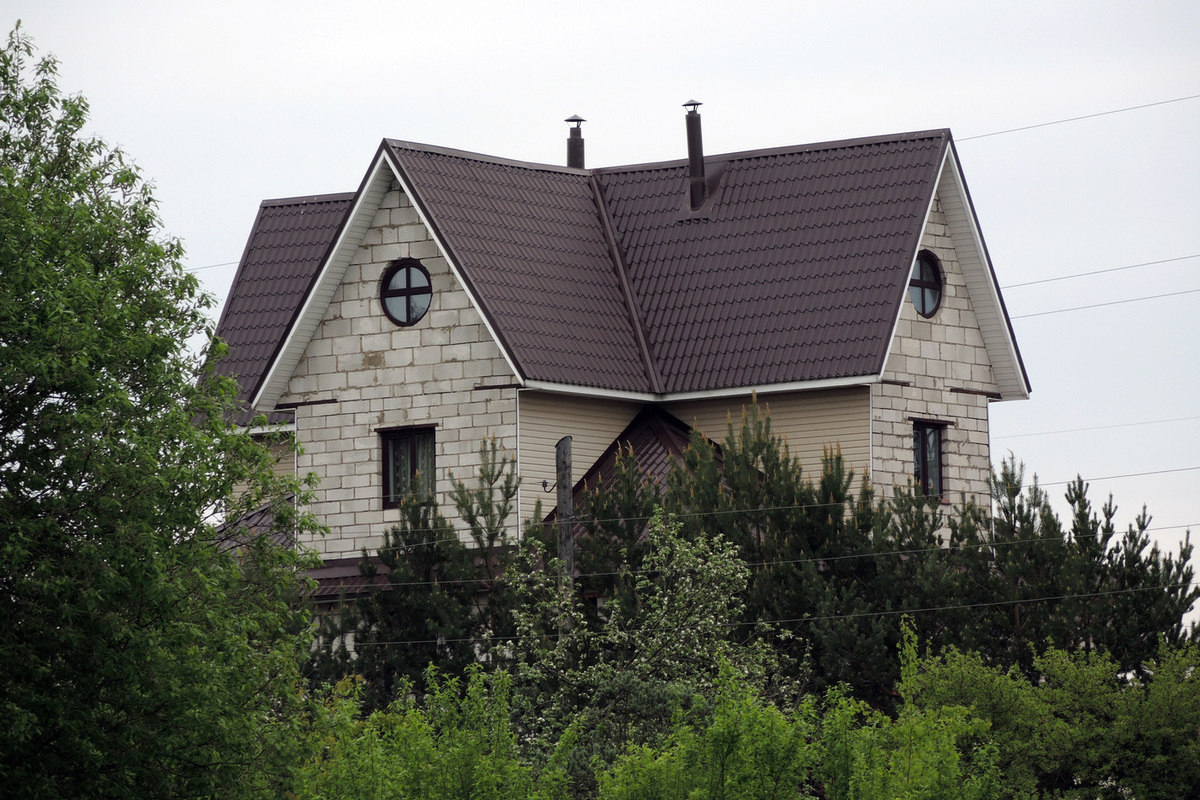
218 131 966 404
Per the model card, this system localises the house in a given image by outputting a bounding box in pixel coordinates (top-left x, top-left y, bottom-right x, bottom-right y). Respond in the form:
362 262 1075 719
213 105 1029 565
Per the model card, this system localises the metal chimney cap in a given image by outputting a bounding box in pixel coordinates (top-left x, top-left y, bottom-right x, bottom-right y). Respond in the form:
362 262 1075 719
565 114 586 127
683 100 702 112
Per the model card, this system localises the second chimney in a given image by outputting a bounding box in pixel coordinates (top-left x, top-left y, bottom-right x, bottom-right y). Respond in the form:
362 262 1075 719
684 100 705 210
566 115 585 169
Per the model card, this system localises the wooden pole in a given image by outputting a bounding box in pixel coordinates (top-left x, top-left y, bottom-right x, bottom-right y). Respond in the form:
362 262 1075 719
555 436 573 577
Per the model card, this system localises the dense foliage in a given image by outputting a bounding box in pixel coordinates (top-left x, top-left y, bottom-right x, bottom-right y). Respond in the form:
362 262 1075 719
0 27 319 798
307 401 1198 797
574 403 1198 704
295 625 1004 800
902 637 1200 799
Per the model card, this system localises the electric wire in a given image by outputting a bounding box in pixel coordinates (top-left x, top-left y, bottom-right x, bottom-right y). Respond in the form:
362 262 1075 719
331 579 1200 648
1000 254 1200 289
992 415 1200 440
295 463 1200 550
185 260 238 273
1009 287 1200 320
192 96 1200 284
313 511 1198 594
212 93 1200 581
956 93 1200 141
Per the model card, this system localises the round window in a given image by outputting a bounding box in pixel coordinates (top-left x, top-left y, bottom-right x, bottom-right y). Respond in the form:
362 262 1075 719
380 259 432 326
909 251 942 318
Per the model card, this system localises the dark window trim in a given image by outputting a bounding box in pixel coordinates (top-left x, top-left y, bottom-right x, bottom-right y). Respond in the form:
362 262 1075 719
913 420 947 499
909 249 943 318
380 425 437 509
948 386 1003 400
275 397 339 410
907 415 955 427
380 258 433 327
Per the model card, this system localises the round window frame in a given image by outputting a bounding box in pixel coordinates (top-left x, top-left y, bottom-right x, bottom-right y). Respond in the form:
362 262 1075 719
380 259 433 327
909 250 943 319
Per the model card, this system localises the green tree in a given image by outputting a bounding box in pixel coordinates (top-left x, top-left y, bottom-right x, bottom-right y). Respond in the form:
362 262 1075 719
573 403 1198 706
309 438 521 709
947 457 1199 679
596 657 998 800
295 668 573 800
508 510 789 797
0 26 318 798
309 496 478 711
902 637 1200 799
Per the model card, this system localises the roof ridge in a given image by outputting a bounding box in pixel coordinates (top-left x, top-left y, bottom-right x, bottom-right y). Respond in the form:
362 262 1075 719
386 129 952 180
385 138 589 175
593 129 953 175
258 191 357 208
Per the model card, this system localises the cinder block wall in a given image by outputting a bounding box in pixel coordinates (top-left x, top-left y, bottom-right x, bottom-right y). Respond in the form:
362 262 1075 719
282 186 519 558
871 195 997 505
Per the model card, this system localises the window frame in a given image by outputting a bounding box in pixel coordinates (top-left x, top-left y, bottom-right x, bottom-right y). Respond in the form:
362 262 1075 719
908 250 943 319
912 420 946 499
380 426 437 509
380 258 433 327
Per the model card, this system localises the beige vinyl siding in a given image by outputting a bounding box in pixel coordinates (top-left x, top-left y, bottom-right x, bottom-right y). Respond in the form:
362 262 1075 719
665 387 871 483
267 437 296 479
517 391 641 524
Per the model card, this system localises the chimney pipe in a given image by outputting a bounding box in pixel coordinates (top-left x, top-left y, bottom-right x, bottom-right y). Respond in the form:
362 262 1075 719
684 100 705 210
565 115 585 169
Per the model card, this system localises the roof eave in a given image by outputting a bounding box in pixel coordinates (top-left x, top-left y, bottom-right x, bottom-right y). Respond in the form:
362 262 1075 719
382 144 528 386
938 143 1032 401
251 145 397 411
521 373 879 403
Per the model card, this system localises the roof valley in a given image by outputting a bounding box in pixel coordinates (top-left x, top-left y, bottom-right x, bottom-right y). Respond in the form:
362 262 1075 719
588 173 663 394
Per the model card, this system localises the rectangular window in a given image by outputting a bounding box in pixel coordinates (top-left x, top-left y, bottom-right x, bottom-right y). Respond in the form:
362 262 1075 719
381 427 436 508
913 422 944 498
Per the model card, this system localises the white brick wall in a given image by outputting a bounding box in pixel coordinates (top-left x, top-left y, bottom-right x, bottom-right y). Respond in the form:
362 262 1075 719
870 194 998 505
280 187 519 559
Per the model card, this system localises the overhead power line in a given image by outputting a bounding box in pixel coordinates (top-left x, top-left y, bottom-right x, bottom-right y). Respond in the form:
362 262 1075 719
1039 465 1200 488
992 415 1200 440
319 517 1199 595
1001 254 1200 289
958 93 1200 141
191 97 1200 280
335 579 1199 648
186 260 239 273
298 460 1200 548
1010 287 1200 319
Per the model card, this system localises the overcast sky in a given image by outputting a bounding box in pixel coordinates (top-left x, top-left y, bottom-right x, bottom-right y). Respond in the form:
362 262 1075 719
12 1 1200 571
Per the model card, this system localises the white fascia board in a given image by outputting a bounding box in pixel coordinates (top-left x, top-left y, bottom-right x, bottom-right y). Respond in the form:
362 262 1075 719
521 374 878 404
877 153 949 378
251 154 394 412
382 148 526 386
937 150 1030 401
243 422 297 436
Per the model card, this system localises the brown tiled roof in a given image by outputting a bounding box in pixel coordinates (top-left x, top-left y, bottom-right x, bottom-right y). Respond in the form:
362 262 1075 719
579 406 695 501
599 133 947 393
388 131 949 395
218 130 1008 405
386 146 653 392
306 556 390 601
213 193 355 410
